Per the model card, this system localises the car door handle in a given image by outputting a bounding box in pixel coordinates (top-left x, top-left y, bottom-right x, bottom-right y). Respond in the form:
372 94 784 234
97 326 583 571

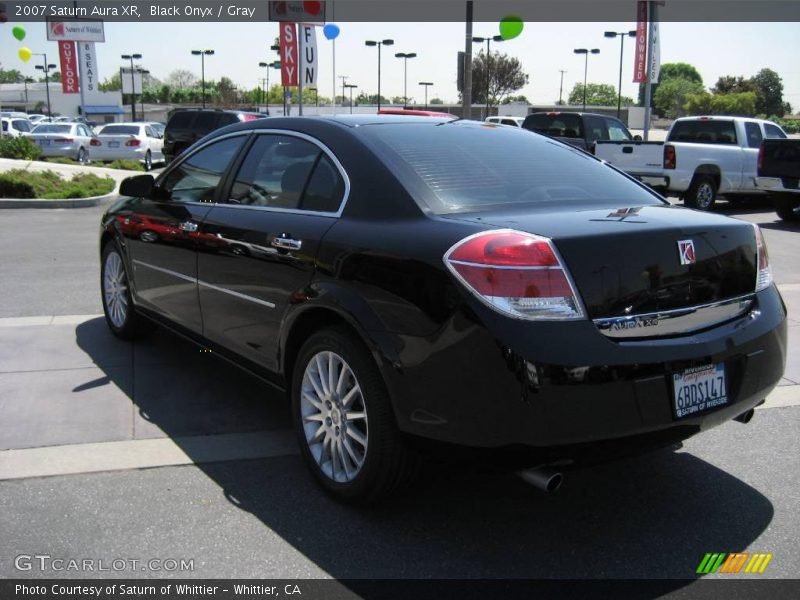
623 146 633 154
271 237 302 251
179 221 198 232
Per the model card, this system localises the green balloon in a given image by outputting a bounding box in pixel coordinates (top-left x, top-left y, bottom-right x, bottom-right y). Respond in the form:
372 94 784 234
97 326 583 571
499 16 523 41
12 26 27 42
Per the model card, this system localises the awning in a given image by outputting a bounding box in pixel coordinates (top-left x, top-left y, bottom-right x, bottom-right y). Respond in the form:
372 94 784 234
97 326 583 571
82 105 125 115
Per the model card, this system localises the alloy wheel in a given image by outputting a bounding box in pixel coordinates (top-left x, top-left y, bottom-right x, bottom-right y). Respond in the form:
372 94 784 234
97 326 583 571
103 250 128 328
300 351 369 483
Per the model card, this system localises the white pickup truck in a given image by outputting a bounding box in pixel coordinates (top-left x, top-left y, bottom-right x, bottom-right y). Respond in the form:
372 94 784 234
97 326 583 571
595 116 790 210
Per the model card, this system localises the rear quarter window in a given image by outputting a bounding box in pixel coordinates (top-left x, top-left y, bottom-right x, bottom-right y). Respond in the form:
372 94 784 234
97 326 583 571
194 112 219 133
167 112 196 129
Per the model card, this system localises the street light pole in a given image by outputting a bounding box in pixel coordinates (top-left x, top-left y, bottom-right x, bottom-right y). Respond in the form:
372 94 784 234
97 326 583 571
419 82 433 110
394 52 417 107
558 70 567 105
121 53 142 121
139 68 149 120
191 49 214 108
573 48 599 111
344 83 357 114
259 60 280 113
472 35 503 119
605 30 636 118
33 53 57 118
338 75 348 107
365 39 394 111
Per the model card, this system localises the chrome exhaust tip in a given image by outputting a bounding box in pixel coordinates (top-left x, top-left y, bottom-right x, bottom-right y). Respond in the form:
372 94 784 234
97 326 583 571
734 408 755 424
518 467 563 493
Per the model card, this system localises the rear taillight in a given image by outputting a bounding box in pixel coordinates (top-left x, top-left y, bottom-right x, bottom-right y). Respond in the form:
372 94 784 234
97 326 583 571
753 224 772 292
90 138 102 146
444 230 584 320
53 137 74 143
241 114 260 121
125 138 141 147
664 144 676 169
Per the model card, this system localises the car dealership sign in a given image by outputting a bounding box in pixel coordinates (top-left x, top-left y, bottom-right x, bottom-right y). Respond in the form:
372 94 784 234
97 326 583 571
46 19 105 42
58 41 80 94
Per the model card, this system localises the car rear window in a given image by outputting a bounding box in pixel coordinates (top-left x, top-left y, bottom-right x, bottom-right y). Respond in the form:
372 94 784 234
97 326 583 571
167 112 195 129
359 122 660 214
99 125 140 135
523 113 585 139
32 124 72 134
667 120 738 144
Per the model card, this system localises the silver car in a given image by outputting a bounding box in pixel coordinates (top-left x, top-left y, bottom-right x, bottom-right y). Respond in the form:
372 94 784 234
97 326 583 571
28 123 96 163
92 123 164 170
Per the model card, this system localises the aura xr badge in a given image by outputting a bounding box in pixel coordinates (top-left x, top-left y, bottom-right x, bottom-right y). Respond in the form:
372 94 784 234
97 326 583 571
678 239 696 265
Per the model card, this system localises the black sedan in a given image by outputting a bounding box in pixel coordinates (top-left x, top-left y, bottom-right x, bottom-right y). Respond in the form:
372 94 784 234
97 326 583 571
100 116 787 503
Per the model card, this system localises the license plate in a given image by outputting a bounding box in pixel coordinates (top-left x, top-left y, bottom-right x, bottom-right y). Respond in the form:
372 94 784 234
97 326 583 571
108 141 120 148
672 363 728 419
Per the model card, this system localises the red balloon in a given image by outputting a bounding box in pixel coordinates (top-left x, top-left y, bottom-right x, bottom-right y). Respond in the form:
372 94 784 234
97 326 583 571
304 1 321 16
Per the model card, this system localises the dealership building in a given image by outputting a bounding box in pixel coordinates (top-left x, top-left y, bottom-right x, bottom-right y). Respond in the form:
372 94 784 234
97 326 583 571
0 81 124 123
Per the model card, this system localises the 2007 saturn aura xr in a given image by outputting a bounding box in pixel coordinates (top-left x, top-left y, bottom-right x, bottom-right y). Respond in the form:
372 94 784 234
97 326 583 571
100 116 787 503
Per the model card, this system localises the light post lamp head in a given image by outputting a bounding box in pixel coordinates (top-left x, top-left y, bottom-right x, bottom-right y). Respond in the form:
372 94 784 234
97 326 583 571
382 39 394 46
590 48 600 54
574 48 588 54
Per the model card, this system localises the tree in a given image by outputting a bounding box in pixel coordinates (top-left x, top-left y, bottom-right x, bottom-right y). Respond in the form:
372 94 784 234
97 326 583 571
469 50 529 107
99 71 121 92
502 94 529 104
653 77 705 118
355 92 389 105
639 62 703 107
167 69 197 89
751 68 786 116
684 91 757 117
0 68 23 84
712 75 756 95
216 77 238 105
429 98 444 105
568 83 633 107
39 71 61 83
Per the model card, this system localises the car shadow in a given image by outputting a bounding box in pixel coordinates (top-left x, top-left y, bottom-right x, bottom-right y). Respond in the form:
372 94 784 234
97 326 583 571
75 318 775 589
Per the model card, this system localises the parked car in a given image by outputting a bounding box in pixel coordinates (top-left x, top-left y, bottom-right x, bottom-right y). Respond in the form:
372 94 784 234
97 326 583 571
28 122 96 162
91 123 164 170
755 138 800 221
101 116 786 504
485 115 525 127
162 109 266 164
521 111 638 152
27 114 48 124
596 116 789 210
1 117 33 137
0 111 30 119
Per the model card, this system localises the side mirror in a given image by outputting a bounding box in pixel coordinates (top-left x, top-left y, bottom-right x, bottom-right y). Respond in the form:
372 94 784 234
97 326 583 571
119 174 155 199
633 134 643 141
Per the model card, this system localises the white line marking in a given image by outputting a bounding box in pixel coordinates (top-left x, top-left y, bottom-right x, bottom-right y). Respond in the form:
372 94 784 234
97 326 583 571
0 430 297 481
0 315 101 328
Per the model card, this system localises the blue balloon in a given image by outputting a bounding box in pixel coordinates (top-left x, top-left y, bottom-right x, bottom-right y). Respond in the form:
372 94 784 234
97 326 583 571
323 23 340 40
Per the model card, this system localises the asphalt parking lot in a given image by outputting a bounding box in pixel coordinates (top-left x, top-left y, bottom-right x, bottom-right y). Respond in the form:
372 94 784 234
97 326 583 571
0 196 798 587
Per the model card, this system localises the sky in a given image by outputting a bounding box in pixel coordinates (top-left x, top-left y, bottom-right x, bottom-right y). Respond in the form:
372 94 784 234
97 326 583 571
2 20 799 110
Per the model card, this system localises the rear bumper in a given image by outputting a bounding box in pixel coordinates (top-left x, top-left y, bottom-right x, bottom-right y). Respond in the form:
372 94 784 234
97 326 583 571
38 145 80 158
384 285 787 458
755 176 800 194
91 146 148 161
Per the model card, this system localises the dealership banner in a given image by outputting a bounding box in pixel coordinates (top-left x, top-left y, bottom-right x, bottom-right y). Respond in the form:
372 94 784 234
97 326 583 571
648 21 661 83
299 23 318 87
633 1 648 82
78 41 100 95
58 40 80 93
280 21 298 86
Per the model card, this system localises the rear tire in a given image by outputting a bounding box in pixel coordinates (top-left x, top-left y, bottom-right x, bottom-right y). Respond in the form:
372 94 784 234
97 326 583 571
101 241 153 340
775 194 800 221
144 151 152 171
291 327 418 505
77 147 88 164
685 175 717 210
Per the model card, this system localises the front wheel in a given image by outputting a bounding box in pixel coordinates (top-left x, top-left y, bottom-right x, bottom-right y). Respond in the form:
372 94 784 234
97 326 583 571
101 241 152 339
292 327 418 504
685 175 717 210
774 194 800 222
77 147 88 164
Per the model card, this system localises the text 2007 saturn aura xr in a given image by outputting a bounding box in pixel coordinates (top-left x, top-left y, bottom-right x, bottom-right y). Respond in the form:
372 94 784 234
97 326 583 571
99 116 787 503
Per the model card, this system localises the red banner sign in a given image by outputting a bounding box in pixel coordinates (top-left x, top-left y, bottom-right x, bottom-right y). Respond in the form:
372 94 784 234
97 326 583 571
633 1 648 83
280 22 298 87
58 41 80 94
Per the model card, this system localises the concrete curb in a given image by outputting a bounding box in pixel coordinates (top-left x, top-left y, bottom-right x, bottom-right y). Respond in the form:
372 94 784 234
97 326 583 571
0 191 117 209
